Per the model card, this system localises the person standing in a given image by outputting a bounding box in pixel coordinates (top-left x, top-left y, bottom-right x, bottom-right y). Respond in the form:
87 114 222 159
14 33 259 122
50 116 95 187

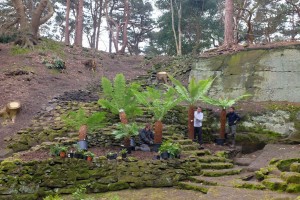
194 107 204 148
226 106 241 148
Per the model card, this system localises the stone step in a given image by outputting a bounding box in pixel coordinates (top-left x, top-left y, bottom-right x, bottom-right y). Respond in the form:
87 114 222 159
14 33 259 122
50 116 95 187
177 181 210 194
189 172 254 187
181 144 199 151
198 156 233 163
262 178 287 191
234 180 266 190
199 162 234 170
202 167 243 177
183 149 211 157
174 139 194 145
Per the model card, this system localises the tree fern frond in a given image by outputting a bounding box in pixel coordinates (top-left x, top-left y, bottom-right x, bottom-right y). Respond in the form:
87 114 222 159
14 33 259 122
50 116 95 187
101 77 113 98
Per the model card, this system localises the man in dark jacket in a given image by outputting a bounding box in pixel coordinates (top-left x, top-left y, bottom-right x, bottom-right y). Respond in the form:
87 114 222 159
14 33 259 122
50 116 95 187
136 124 154 151
226 106 241 147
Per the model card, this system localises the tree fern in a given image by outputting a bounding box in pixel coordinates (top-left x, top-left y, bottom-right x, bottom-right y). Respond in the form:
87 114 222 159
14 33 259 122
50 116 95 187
62 108 106 132
168 75 214 105
133 86 181 121
98 74 142 119
201 94 251 109
112 122 140 140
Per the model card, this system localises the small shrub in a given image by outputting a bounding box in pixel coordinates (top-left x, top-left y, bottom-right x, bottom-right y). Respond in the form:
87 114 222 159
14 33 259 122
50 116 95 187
43 194 63 200
0 34 17 43
43 57 66 72
159 140 181 158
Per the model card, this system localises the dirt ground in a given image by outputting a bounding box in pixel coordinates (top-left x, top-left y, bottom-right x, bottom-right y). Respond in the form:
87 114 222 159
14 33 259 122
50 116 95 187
0 42 151 148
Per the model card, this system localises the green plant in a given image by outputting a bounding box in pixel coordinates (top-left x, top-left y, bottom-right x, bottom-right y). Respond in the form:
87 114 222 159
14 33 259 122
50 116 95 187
43 57 66 71
168 75 214 139
133 86 181 143
83 151 95 158
49 144 61 156
119 149 128 155
112 122 139 140
72 185 87 200
98 74 142 122
58 146 68 153
73 143 84 154
62 108 106 132
107 152 117 156
159 140 181 158
43 194 64 200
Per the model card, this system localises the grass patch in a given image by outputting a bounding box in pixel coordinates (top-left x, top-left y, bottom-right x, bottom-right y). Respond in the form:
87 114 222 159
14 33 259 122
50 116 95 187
10 45 31 56
36 38 65 58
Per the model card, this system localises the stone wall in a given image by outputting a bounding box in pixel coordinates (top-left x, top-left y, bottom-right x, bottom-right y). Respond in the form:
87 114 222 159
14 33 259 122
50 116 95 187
190 45 300 102
0 157 202 199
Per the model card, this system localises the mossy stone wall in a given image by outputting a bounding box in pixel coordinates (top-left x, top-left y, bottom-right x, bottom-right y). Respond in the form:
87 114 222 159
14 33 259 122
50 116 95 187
190 46 300 102
0 157 203 199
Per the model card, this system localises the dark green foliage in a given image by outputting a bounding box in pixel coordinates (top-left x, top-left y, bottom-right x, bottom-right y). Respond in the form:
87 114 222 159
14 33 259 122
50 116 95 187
43 57 66 71
159 140 181 158
0 34 17 43
112 122 140 140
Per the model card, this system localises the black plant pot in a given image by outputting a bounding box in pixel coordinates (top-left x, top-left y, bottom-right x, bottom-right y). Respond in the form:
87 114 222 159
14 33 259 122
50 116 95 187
152 143 161 152
74 153 84 159
160 152 169 160
126 147 132 154
67 152 74 158
107 154 118 160
216 138 225 146
121 153 127 159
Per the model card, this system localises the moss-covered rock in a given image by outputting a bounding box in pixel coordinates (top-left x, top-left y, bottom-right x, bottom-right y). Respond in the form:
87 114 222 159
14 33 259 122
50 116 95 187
281 172 300 184
286 183 300 193
107 182 129 191
234 180 266 190
276 158 300 172
262 178 287 191
290 162 300 173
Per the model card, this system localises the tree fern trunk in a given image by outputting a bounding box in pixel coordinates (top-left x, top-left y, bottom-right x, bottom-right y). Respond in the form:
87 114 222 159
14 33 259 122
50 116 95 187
154 120 163 144
124 137 130 147
78 125 87 140
119 110 128 124
188 105 194 140
220 109 227 139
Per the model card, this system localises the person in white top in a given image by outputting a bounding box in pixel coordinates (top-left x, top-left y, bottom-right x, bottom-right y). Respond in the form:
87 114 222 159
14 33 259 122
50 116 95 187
194 107 204 146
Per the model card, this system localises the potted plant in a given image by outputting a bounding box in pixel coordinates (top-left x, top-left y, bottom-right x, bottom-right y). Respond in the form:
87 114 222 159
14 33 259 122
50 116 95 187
73 144 84 159
158 141 181 159
112 122 139 151
58 146 68 158
106 152 118 160
84 151 95 161
119 149 128 159
50 144 60 157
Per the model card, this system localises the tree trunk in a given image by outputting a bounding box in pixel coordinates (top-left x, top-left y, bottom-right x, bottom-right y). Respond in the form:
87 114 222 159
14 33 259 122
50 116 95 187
65 0 71 45
12 0 54 48
220 109 227 139
78 125 88 140
177 0 182 55
154 121 163 144
119 110 128 124
188 105 195 140
75 0 84 47
224 0 234 47
124 137 130 147
95 0 103 50
118 0 130 54
170 0 179 55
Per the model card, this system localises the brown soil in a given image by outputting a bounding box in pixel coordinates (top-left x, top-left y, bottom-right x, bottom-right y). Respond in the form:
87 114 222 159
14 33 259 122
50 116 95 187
0 42 151 149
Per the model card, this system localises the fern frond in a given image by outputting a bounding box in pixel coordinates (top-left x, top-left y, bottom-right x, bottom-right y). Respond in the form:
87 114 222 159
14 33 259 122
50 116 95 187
101 77 113 98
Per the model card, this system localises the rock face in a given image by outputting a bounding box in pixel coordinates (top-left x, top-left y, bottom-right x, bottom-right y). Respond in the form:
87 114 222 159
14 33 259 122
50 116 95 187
190 46 300 102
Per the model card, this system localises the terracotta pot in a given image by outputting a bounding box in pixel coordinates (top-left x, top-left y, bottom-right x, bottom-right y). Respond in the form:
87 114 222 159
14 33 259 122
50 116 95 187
188 105 195 140
60 152 66 158
86 156 93 161
154 121 163 144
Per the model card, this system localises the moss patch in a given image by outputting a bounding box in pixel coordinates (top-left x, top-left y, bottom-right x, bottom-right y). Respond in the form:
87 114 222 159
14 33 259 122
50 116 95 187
262 178 287 191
